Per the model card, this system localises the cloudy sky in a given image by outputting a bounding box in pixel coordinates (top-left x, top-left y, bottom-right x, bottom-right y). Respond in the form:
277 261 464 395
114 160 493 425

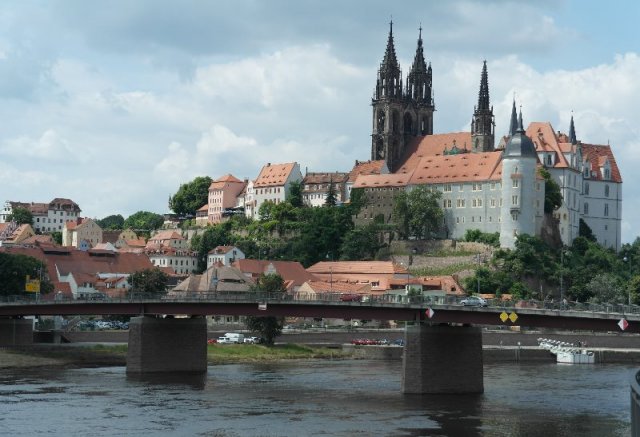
0 0 638 242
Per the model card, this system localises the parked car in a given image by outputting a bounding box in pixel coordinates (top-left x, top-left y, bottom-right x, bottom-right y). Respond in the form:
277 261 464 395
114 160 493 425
244 336 260 344
460 296 488 307
217 337 235 344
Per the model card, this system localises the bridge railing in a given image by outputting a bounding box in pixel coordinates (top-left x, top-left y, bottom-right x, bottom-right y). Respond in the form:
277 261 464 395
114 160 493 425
631 369 640 436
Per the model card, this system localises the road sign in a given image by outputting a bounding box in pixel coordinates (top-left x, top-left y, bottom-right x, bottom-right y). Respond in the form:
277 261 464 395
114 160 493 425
425 307 435 319
499 311 509 323
618 318 629 331
258 303 267 311
25 276 40 293
509 312 518 323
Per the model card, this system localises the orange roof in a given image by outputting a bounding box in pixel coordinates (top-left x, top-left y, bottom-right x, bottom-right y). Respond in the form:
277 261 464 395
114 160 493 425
302 172 349 185
254 162 297 187
149 230 184 241
307 261 408 275
408 151 503 184
397 132 472 173
348 160 387 182
353 172 413 188
582 143 622 183
209 174 245 190
209 245 237 255
233 259 317 286
526 122 570 168
303 280 371 294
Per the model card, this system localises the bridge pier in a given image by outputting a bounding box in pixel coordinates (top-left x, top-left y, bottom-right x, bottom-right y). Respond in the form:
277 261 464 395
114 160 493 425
402 324 483 394
0 318 33 345
126 316 207 374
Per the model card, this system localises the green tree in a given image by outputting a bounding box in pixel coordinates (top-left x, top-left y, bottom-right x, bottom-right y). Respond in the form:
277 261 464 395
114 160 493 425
586 273 624 304
0 253 53 296
169 176 213 216
96 214 125 230
627 275 640 305
392 186 443 239
128 268 169 297
246 273 286 345
288 181 304 208
7 207 33 225
124 211 164 234
348 187 367 214
190 222 234 272
579 218 596 242
340 222 382 260
539 168 562 213
325 181 337 207
51 232 62 245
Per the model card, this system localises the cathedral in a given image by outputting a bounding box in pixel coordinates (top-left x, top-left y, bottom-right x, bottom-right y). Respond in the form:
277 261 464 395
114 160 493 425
353 23 622 251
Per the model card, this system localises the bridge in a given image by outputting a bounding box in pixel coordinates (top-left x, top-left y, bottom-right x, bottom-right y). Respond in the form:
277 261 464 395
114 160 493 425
2 293 639 395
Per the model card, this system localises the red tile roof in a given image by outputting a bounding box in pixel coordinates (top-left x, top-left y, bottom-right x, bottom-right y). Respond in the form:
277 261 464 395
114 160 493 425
353 172 413 188
233 259 317 286
397 132 472 173
254 162 297 187
582 143 622 183
209 174 245 190
348 160 387 182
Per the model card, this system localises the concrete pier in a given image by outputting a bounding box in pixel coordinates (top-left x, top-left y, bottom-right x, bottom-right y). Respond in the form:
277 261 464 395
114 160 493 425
126 316 207 374
402 324 483 394
0 318 33 345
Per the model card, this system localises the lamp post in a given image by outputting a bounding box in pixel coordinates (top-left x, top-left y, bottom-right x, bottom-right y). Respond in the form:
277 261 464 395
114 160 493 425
624 256 630 305
560 248 570 308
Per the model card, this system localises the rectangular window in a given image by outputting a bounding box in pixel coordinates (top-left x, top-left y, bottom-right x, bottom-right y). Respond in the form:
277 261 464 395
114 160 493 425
604 203 609 217
477 199 482 207
479 216 482 223
512 179 519 188
443 184 452 192
490 182 496 190
456 217 460 224
512 195 518 206
458 184 464 192
490 198 496 207
472 199 477 208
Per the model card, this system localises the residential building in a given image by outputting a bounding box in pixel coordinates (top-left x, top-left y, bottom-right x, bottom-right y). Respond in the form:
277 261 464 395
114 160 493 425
146 246 198 275
207 246 245 268
207 174 247 224
345 160 388 202
62 218 103 248
247 162 303 219
233 259 317 292
146 230 189 250
1 198 81 233
302 172 349 207
0 223 35 246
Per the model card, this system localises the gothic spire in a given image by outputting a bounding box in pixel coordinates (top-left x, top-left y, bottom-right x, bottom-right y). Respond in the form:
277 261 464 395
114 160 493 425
374 20 402 100
517 107 524 132
508 99 518 136
476 60 490 111
405 25 432 105
569 114 577 144
381 20 399 75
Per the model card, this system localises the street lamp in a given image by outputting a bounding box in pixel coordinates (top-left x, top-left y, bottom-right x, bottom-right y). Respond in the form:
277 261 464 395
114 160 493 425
560 248 570 308
624 256 630 305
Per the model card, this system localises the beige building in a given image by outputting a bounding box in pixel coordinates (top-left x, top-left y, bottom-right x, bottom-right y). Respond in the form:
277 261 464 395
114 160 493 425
62 218 103 248
207 174 247 224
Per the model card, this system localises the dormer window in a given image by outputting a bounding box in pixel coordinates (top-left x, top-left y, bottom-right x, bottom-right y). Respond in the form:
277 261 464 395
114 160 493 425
546 155 553 166
604 168 611 180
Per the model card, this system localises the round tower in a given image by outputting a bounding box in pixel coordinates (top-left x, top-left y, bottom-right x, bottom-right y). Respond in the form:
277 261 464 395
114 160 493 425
499 107 538 249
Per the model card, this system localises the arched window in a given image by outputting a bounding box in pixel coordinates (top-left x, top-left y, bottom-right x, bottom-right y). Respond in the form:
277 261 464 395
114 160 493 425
377 110 385 133
584 203 589 214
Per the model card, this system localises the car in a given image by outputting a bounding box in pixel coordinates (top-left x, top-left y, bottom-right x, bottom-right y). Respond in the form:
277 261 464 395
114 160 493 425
217 337 235 344
244 336 260 344
460 296 488 307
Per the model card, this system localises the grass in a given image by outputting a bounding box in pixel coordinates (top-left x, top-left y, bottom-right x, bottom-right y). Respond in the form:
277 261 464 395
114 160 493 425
411 262 478 276
207 343 348 364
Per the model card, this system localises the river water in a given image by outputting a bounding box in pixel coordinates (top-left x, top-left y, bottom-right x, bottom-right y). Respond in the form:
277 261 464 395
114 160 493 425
0 360 632 436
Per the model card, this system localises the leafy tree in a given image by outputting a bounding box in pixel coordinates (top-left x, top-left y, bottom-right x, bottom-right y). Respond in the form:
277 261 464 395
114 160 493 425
124 211 164 234
51 232 62 245
288 181 304 208
579 218 596 242
392 186 443 239
7 207 33 225
246 273 286 345
169 176 213 216
464 229 500 247
325 181 337 207
539 168 562 213
340 222 382 260
586 273 624 304
190 222 234 272
96 214 125 230
0 253 53 296
348 187 367 214
128 268 169 297
627 275 640 305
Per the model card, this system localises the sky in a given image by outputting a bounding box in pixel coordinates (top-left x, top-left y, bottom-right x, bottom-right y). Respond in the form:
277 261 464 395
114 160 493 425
0 0 639 242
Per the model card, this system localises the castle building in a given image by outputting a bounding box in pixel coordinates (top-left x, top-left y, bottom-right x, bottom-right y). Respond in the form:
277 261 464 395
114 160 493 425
354 24 622 251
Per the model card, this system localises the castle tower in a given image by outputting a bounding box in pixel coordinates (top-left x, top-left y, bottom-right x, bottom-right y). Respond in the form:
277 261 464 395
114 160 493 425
470 61 495 152
500 106 538 249
371 21 405 172
405 26 434 137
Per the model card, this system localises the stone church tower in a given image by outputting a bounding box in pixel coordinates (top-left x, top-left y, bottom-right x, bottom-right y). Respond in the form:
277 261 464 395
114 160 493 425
470 61 495 152
371 23 434 172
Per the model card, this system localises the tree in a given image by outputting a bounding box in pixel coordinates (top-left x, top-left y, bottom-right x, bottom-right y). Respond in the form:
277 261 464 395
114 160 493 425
340 222 382 260
288 181 304 208
190 222 234 272
539 168 562 213
124 211 164 234
169 176 212 216
586 273 624 304
392 186 443 239
0 253 53 297
51 232 62 245
128 268 169 297
246 273 286 345
96 214 125 230
7 207 33 225
325 181 337 207
579 218 596 242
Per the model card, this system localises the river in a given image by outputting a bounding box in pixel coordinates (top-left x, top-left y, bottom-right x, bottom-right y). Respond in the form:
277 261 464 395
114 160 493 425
0 360 632 436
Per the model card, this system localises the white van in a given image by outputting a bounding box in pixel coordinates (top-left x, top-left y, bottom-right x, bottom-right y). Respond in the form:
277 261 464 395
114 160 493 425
223 333 245 344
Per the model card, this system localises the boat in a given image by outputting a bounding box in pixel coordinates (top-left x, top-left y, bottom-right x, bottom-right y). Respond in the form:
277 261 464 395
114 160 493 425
537 338 595 364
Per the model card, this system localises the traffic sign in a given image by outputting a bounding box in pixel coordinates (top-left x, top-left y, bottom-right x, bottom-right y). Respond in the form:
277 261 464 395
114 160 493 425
499 312 509 323
509 312 518 323
425 307 435 319
618 318 629 331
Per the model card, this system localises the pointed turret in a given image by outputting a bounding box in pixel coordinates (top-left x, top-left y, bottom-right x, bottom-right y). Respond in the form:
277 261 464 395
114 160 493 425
405 26 432 105
569 115 577 144
508 99 518 136
374 21 402 100
470 61 495 152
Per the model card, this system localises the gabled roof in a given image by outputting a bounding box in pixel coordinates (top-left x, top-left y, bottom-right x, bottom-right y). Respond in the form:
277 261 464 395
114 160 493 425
209 174 245 190
526 122 570 168
397 132 473 173
209 245 238 255
409 151 503 184
353 172 413 188
302 172 349 185
171 265 255 293
302 280 371 294
254 162 297 187
582 143 622 183
149 230 185 241
233 259 317 286
348 160 387 182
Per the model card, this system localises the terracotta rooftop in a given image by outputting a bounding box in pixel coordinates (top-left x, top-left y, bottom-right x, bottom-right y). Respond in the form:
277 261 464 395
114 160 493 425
233 259 317 286
409 151 503 184
582 143 622 183
397 132 473 173
353 172 413 188
209 174 245 190
209 245 237 255
307 261 408 275
348 160 387 182
303 172 349 185
253 162 297 188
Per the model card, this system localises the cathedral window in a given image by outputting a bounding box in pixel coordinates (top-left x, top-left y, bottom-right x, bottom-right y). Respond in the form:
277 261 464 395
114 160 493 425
605 185 610 197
